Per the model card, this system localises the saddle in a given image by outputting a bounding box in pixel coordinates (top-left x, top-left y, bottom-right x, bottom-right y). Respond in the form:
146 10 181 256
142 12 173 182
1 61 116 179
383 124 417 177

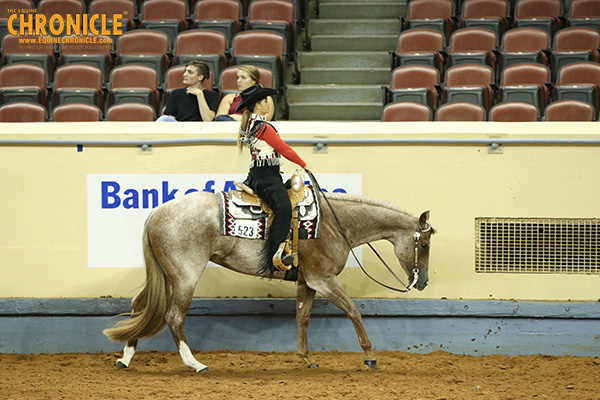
234 173 312 271
218 173 321 271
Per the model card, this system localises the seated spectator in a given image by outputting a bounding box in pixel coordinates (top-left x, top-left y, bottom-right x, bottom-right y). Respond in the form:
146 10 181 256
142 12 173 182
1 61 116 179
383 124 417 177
157 60 220 122
215 65 275 121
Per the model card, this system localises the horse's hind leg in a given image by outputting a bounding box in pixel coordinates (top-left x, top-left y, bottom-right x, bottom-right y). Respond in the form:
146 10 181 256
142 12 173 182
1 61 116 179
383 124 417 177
116 340 138 368
166 277 209 372
310 276 377 369
115 294 143 368
296 275 318 368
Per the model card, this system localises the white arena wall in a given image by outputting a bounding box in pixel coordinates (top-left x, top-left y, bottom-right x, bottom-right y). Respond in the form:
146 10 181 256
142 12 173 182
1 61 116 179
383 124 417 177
1 121 599 355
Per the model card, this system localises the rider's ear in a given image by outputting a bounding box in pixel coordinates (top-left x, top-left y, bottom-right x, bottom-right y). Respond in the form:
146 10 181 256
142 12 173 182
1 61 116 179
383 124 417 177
419 211 430 230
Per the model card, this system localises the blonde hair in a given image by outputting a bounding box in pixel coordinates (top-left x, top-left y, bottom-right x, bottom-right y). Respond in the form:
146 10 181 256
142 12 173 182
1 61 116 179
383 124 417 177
238 65 260 85
238 109 253 152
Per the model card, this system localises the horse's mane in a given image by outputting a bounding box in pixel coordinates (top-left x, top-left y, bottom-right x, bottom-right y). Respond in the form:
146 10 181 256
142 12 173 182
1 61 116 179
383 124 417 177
322 192 415 219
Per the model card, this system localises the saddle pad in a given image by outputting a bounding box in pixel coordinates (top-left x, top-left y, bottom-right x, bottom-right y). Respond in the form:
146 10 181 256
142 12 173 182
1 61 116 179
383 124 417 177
217 186 321 240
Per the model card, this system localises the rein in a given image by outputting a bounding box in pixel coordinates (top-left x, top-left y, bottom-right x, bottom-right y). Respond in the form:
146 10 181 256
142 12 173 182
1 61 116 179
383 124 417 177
307 171 421 293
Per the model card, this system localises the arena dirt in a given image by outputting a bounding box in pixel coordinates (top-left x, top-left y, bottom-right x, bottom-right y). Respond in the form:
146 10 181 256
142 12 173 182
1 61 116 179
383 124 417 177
1 350 599 399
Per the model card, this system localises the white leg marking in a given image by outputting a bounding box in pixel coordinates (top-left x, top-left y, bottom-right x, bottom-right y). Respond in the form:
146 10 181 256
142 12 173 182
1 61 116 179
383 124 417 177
179 342 209 372
116 344 135 368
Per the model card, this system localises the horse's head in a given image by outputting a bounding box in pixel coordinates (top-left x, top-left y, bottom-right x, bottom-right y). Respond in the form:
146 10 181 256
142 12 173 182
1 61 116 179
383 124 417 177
394 211 434 291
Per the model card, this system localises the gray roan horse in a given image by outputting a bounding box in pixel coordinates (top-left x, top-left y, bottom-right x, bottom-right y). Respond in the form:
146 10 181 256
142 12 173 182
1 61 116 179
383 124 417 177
103 189 434 372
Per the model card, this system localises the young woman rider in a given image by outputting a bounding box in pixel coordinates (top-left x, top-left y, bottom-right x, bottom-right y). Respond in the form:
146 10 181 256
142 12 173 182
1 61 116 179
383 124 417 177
236 84 311 274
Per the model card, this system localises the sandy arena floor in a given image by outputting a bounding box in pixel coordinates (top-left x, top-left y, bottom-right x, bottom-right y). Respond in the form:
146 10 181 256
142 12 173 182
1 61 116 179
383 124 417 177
1 350 599 399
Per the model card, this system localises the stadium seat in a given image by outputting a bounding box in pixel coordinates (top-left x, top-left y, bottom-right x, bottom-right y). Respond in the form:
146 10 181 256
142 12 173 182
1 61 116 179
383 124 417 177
109 64 160 111
406 0 456 37
59 34 113 83
443 64 496 110
498 63 551 115
194 0 243 49
0 64 47 107
52 103 102 121
551 27 600 82
140 0 189 50
513 0 563 38
568 0 600 32
544 99 595 121
384 65 440 110
435 102 486 121
38 0 85 16
382 102 432 121
391 28 445 73
116 30 170 87
219 65 274 95
88 0 137 34
489 102 539 121
2 34 56 83
448 28 498 70
499 28 550 70
54 64 104 110
232 30 286 92
166 65 214 91
247 0 296 56
0 0 34 45
107 103 156 121
460 0 509 42
38 0 85 35
174 30 228 89
163 64 214 104
0 102 47 121
554 61 600 110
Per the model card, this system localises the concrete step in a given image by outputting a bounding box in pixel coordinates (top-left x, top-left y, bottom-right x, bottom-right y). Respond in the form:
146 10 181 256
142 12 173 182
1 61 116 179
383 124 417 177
289 102 383 120
298 51 390 68
311 34 398 51
319 2 405 19
300 67 391 84
309 18 401 36
287 84 383 103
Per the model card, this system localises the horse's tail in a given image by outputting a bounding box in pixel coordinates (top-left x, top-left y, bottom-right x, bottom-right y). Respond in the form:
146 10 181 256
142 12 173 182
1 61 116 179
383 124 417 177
103 211 170 342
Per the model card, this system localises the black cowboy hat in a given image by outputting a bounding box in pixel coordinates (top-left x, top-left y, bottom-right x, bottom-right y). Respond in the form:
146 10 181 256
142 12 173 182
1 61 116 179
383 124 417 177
235 84 278 112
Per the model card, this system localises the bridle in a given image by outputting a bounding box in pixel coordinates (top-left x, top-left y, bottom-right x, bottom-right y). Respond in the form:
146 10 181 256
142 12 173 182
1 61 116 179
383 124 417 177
307 171 430 293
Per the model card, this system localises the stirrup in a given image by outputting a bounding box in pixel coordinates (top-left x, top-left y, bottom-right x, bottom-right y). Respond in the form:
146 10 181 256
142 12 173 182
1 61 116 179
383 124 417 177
234 180 254 195
273 241 295 271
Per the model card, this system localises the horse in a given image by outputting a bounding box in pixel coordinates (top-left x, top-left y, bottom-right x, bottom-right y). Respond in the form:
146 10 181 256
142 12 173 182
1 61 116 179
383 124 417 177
103 189 435 372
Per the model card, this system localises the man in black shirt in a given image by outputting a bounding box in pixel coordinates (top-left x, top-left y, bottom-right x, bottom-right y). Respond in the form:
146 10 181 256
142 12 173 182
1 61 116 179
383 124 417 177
158 60 220 121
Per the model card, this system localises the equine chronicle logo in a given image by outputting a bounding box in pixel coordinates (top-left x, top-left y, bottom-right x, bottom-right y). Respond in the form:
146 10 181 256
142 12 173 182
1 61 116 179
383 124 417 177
6 8 123 38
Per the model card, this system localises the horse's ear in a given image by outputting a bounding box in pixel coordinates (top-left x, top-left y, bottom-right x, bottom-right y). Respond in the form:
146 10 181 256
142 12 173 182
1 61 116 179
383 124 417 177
419 211 430 230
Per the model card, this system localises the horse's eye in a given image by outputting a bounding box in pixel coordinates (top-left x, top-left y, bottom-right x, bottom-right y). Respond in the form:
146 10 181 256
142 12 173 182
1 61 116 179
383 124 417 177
421 243 428 249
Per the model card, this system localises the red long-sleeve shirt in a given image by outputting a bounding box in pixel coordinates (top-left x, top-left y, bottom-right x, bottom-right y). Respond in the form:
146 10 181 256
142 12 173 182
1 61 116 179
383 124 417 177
255 123 306 168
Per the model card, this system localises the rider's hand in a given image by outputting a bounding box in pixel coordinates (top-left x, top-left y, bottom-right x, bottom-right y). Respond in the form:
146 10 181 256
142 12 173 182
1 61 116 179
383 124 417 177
303 165 312 172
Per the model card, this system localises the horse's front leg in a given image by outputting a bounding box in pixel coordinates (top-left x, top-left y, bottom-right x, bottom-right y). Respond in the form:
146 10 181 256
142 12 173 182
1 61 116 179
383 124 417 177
296 274 318 368
309 275 377 369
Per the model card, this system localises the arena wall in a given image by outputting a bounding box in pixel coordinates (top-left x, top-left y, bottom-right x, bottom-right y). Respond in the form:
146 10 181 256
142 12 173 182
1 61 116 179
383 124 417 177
1 121 599 355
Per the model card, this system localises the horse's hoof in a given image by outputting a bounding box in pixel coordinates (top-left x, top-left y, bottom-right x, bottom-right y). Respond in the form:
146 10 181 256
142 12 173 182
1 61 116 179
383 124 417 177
116 360 128 369
307 363 319 369
364 359 377 370
196 367 210 373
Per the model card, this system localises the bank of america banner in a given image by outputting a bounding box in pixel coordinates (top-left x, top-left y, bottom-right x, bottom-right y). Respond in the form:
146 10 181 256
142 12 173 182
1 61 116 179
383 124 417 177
87 174 362 268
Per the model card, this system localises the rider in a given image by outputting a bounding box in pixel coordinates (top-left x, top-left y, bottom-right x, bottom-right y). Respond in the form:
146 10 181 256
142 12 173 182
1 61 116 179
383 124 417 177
236 84 311 274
